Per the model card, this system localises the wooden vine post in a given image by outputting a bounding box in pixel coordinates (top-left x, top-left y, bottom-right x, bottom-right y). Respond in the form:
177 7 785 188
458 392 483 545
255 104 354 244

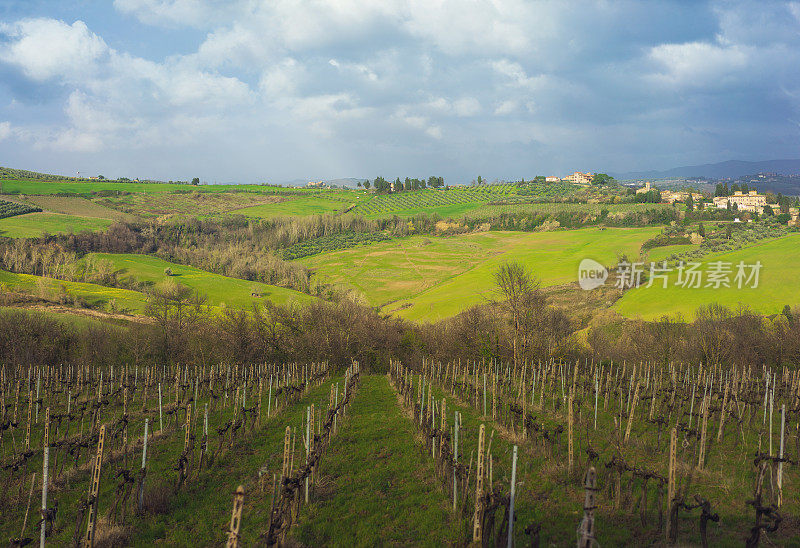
568 396 574 474
624 382 639 444
25 392 32 451
225 485 245 548
473 424 486 544
666 427 677 542
184 403 192 452
716 381 729 442
698 395 709 470
281 426 291 480
578 466 597 547
84 424 106 548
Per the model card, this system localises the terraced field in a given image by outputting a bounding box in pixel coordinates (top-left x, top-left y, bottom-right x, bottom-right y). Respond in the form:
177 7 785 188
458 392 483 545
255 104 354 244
615 233 800 320
95 192 288 218
301 227 660 321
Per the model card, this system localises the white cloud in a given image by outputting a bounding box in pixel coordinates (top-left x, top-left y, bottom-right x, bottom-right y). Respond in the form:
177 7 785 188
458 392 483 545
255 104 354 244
0 19 108 81
452 98 480 117
113 0 227 28
494 100 517 115
646 40 750 88
1 2 800 180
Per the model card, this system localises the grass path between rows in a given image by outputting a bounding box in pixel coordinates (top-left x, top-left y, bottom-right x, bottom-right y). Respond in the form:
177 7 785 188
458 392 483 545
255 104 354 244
290 374 460 547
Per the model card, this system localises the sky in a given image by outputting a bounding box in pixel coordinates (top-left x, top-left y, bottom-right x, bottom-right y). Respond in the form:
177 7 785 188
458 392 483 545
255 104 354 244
0 1 799 184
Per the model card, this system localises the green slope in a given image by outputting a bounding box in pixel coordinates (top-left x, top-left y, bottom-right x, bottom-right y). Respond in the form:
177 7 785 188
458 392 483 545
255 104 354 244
0 212 112 237
388 228 659 322
90 253 314 309
615 233 800 320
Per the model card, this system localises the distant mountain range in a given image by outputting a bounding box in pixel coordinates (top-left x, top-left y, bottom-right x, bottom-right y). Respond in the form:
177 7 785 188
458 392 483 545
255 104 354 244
614 159 800 180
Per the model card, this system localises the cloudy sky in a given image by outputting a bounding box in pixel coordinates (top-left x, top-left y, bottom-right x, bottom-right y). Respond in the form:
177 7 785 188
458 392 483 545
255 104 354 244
0 1 799 183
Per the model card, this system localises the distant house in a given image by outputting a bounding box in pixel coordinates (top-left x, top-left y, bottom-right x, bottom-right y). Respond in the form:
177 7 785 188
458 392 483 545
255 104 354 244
635 182 652 194
712 190 766 212
545 176 560 183
306 181 326 188
564 171 593 185
660 190 704 204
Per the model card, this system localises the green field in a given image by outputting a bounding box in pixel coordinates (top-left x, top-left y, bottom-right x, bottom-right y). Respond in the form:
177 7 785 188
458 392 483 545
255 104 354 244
0 212 112 237
1 178 305 195
232 194 362 218
0 269 148 312
615 233 800 320
0 254 313 316
301 227 660 322
89 253 314 309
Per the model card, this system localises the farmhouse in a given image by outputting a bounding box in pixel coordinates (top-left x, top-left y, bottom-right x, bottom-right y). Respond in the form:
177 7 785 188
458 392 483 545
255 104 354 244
545 176 560 182
659 190 703 204
712 190 766 212
564 171 593 185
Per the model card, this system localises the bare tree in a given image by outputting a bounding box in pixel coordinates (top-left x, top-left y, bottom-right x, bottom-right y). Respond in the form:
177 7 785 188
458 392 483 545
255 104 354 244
494 262 539 369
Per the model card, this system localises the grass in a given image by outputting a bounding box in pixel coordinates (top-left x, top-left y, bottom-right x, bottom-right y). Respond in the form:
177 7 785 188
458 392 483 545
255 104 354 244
0 212 112 237
300 232 502 306
615 233 800 320
0 178 309 195
0 254 314 317
390 228 659 323
291 375 460 546
232 194 361 218
301 228 660 322
0 269 149 313
89 253 313 309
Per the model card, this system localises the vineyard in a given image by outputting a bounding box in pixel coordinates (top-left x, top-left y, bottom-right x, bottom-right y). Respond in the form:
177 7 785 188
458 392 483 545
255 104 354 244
0 356 796 546
352 185 519 217
0 199 41 220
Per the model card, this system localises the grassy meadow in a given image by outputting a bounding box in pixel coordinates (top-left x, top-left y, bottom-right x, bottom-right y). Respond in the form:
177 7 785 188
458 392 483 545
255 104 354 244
0 178 303 195
89 253 314 309
615 233 800 320
0 269 148 312
0 212 112 237
301 227 660 322
232 194 361 218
